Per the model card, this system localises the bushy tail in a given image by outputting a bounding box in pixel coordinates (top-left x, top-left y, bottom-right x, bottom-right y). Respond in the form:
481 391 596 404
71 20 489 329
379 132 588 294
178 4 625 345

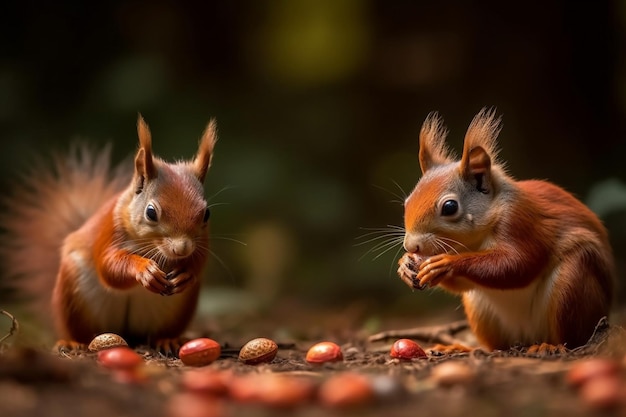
0 144 131 333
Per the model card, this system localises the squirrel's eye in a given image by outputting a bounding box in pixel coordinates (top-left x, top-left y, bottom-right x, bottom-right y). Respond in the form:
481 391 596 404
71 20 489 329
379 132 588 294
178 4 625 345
203 207 211 223
441 200 459 216
145 204 158 222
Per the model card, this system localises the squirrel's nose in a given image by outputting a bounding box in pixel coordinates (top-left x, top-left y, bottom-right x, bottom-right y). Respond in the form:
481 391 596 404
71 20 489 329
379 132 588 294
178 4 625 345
403 233 421 253
171 238 194 258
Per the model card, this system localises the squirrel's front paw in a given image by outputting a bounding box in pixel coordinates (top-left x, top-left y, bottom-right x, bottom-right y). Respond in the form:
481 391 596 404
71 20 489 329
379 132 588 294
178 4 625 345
136 260 170 294
398 253 428 290
162 269 196 295
417 254 454 288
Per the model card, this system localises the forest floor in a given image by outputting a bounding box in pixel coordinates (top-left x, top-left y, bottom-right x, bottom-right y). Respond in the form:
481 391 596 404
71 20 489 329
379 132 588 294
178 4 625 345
1 301 626 417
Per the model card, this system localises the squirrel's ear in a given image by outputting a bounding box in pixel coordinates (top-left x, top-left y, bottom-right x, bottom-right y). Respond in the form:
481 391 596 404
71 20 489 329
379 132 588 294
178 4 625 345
418 112 453 174
193 119 217 183
460 108 500 193
461 146 492 193
134 114 157 193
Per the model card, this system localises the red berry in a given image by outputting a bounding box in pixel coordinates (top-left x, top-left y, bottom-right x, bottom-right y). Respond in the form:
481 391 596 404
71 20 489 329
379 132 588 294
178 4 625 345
305 341 343 364
97 347 143 370
389 339 427 360
179 338 221 367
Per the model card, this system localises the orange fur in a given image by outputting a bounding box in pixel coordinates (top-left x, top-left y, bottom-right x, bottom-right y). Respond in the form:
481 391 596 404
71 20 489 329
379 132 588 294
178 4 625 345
2 116 217 347
398 109 615 350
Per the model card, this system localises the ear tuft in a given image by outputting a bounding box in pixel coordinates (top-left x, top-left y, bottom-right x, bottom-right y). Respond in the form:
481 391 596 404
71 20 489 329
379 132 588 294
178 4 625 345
462 107 502 163
418 112 454 174
134 114 157 192
194 118 218 183
460 108 501 193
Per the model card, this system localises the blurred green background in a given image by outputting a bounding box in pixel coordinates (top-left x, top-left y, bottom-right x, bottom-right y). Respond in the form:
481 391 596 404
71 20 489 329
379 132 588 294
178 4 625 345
1 1 625 329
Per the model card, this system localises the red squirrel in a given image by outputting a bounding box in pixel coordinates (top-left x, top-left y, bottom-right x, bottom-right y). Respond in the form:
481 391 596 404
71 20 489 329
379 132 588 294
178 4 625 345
0 115 217 351
397 108 615 351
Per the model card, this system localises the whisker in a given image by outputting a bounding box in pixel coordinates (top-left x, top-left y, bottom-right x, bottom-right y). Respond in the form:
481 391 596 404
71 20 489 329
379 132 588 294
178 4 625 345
354 232 404 247
373 180 407 205
390 179 409 201
145 247 162 262
355 238 404 252
145 245 162 261
206 185 238 202
207 202 231 209
357 225 405 234
208 249 236 283
210 236 248 246
439 236 469 252
436 239 459 255
157 251 168 266
355 222 406 263
194 239 209 251
128 243 151 256
432 240 447 255
355 225 405 240
371 239 404 261
371 183 401 199
369 236 403 253
388 245 405 277
358 236 403 261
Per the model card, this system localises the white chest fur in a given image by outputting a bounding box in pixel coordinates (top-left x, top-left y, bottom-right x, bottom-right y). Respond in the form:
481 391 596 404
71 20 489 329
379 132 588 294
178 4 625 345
75 263 190 337
463 268 557 346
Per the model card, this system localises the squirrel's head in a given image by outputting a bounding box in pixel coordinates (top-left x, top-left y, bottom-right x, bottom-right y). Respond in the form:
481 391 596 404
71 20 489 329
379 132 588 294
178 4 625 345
124 115 218 261
403 108 505 256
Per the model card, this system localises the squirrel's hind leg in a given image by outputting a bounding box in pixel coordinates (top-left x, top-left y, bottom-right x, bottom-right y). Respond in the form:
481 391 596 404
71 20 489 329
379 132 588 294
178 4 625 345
153 337 190 357
53 339 87 353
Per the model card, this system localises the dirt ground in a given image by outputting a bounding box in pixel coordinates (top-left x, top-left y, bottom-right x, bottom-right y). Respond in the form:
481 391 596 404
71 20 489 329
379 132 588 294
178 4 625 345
1 305 626 417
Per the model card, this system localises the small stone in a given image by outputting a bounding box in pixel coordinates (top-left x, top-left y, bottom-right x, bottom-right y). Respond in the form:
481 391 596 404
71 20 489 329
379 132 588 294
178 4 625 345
430 361 475 386
238 337 278 365
370 375 406 400
88 333 128 352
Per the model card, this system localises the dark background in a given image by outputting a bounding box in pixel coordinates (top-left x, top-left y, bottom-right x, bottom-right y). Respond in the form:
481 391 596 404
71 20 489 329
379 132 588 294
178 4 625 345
1 1 625 324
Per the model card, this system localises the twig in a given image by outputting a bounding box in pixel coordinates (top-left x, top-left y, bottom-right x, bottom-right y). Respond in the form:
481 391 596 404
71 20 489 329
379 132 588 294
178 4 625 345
368 319 469 345
0 309 20 344
570 316 614 357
